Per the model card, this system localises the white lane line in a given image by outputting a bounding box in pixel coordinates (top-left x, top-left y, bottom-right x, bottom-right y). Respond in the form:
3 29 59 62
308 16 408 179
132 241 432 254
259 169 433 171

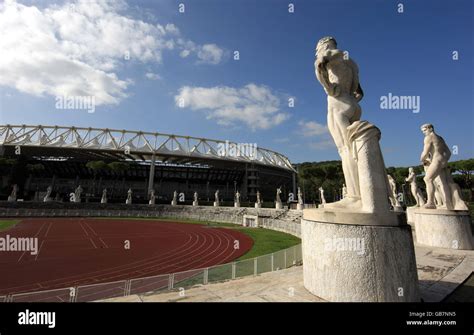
89 238 98 249
44 222 53 237
79 222 89 237
35 240 45 261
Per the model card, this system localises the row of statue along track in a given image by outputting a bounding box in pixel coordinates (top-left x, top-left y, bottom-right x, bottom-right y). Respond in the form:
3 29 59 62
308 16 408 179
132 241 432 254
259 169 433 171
0 218 253 301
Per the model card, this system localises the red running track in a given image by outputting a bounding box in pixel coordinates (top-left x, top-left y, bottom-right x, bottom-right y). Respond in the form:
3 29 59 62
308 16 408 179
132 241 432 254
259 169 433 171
0 218 253 297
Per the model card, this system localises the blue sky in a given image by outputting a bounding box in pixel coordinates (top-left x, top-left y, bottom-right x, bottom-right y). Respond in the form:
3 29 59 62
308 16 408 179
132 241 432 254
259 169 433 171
0 0 472 166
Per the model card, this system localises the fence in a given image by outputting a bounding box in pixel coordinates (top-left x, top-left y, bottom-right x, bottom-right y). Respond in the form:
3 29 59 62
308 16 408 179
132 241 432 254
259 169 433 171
5 244 302 302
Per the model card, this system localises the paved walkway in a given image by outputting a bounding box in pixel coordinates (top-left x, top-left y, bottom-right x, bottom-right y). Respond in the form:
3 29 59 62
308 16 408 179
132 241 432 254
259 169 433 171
101 242 474 302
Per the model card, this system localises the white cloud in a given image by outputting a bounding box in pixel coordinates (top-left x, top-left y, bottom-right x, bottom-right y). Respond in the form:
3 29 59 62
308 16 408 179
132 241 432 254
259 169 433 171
0 0 225 106
175 84 290 130
145 72 161 80
298 120 328 137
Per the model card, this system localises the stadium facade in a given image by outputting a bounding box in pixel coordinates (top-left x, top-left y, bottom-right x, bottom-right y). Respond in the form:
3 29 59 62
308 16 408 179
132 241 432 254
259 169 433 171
0 125 296 205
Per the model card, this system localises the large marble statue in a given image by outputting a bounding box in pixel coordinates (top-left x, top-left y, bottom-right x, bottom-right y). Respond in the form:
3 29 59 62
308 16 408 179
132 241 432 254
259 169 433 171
74 185 83 203
7 184 18 202
315 36 363 208
101 188 108 204
149 189 155 205
405 168 425 207
420 124 468 210
387 175 401 208
318 187 326 204
126 188 132 204
44 186 53 202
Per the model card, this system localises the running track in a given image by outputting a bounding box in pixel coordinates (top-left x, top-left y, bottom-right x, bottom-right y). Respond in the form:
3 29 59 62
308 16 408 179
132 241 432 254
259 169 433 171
0 218 253 297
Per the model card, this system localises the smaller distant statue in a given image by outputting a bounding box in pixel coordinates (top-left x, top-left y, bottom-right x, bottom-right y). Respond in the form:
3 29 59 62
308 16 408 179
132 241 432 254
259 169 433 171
7 184 18 202
193 191 198 206
319 187 326 205
101 188 108 204
342 184 348 199
214 190 220 207
234 190 241 208
44 186 53 202
275 187 283 209
171 190 178 206
420 124 468 210
255 190 262 208
126 188 132 204
405 168 425 207
297 187 303 205
149 189 155 205
74 185 83 203
387 175 402 210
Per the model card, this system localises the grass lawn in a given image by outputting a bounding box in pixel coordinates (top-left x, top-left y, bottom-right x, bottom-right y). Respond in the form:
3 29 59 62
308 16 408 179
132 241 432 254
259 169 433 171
0 220 19 231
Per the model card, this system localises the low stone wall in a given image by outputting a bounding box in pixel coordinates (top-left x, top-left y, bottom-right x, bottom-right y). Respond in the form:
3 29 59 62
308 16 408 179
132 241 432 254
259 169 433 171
0 202 302 237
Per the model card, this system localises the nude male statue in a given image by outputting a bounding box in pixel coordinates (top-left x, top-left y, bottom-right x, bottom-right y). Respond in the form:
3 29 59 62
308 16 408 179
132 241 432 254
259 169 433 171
420 124 452 209
315 37 363 207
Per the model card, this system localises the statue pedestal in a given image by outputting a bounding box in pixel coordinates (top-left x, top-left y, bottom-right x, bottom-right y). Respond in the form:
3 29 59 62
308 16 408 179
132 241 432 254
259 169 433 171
406 207 416 226
296 204 303 210
7 196 16 202
101 199 107 204
148 199 155 205
302 208 420 302
255 203 261 208
275 202 282 210
413 208 473 250
234 202 240 208
193 201 198 206
126 199 132 205
171 200 177 206
43 197 52 203
213 202 219 207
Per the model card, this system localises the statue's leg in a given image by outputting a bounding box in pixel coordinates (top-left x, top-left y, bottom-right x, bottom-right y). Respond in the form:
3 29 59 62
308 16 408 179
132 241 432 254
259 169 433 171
411 185 419 206
423 166 437 208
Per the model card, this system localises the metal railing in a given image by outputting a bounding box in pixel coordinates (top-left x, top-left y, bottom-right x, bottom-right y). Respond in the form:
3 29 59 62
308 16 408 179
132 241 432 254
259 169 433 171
4 244 302 302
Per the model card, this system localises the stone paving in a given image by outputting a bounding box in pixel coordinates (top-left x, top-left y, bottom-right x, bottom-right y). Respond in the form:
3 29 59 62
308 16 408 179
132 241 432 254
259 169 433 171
101 242 474 302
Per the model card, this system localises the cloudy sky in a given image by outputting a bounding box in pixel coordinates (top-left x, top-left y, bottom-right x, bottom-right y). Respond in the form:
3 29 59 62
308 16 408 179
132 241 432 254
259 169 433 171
0 0 472 166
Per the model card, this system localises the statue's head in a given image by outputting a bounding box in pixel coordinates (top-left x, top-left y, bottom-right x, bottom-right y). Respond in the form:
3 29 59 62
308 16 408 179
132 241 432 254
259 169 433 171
420 123 434 135
409 167 414 173
316 36 337 55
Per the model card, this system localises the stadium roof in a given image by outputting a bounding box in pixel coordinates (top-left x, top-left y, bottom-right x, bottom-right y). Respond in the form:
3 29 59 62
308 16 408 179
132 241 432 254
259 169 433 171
0 125 296 172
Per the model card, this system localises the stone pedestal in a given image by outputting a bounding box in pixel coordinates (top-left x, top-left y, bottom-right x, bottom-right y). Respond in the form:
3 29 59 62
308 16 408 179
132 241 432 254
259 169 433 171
275 201 282 210
101 199 107 204
406 207 416 225
193 201 198 206
255 203 261 208
297 203 303 210
171 200 177 206
234 202 240 208
7 196 16 202
148 199 155 205
413 208 473 250
213 202 219 207
302 208 420 302
126 199 132 205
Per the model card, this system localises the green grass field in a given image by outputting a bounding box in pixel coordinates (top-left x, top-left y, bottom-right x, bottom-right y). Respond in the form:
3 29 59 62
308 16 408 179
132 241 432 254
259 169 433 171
0 220 19 231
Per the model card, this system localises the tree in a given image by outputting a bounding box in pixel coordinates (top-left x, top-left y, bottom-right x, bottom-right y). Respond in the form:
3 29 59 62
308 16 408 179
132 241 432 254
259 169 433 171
86 161 109 195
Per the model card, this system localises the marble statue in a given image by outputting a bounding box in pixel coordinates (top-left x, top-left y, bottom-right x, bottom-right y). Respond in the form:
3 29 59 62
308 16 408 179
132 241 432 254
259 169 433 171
171 190 178 206
234 190 241 207
276 188 282 203
256 191 261 204
387 175 401 208
214 190 220 207
74 185 83 203
405 168 425 207
126 188 132 204
7 184 18 202
44 186 52 202
101 188 108 204
194 191 198 202
420 124 468 210
314 36 394 213
315 36 363 208
193 191 198 206
149 189 155 205
319 187 326 204
342 184 347 199
297 187 303 205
